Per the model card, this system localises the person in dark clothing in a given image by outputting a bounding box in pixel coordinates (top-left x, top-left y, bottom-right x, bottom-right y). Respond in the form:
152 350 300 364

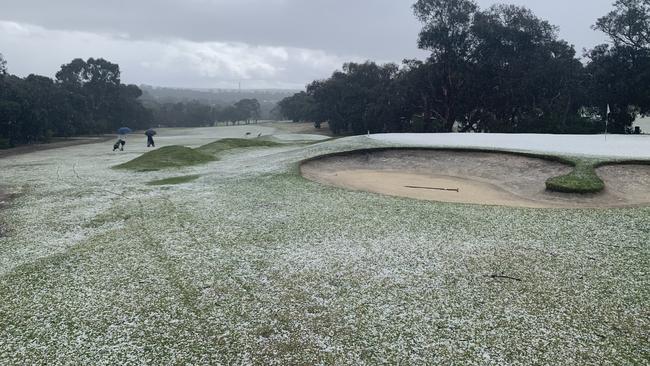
113 134 127 151
145 129 156 147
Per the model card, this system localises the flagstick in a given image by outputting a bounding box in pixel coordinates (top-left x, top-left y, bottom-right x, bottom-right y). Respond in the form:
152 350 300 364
605 114 608 143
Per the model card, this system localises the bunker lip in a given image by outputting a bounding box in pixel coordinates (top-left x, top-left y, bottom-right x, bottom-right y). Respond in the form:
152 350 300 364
300 148 650 209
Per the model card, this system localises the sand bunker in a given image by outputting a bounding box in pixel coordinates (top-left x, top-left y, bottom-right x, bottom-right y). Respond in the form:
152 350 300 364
301 150 650 208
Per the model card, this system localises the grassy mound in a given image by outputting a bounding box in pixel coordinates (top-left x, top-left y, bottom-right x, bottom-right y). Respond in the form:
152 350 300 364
197 138 282 155
114 146 216 171
545 159 605 194
147 175 200 186
115 138 283 172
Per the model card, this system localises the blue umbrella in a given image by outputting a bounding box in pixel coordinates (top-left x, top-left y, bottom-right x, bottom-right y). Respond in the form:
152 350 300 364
145 128 157 136
117 127 132 135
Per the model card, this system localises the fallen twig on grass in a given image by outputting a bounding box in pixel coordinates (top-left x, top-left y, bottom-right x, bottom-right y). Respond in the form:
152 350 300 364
486 274 522 282
606 244 640 250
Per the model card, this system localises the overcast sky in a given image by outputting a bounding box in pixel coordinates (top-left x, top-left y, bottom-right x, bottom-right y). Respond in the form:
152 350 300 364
0 0 615 89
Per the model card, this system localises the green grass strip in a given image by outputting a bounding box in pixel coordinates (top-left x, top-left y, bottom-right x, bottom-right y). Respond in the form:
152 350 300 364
545 159 605 194
147 175 200 186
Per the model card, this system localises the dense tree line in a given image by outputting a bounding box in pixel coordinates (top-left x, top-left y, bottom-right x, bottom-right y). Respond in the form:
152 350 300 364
146 98 261 127
0 54 264 147
140 85 293 120
0 57 152 147
278 0 650 135
276 92 316 123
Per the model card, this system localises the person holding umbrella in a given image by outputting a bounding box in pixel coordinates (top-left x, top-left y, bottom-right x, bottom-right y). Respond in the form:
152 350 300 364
145 128 157 147
113 127 132 151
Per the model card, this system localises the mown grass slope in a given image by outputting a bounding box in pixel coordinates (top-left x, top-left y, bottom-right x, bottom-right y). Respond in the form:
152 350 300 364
196 138 282 155
115 139 284 172
114 146 216 172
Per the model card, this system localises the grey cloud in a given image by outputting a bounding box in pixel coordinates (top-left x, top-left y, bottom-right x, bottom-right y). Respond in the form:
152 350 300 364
0 0 616 88
0 21 358 89
2 0 612 60
1 0 426 61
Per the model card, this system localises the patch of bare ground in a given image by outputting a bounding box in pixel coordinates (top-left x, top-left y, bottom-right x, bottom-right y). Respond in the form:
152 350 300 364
301 149 650 208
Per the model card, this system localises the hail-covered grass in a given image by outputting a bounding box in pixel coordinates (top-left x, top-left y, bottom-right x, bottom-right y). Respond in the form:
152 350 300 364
147 175 201 186
0 130 648 365
370 133 650 159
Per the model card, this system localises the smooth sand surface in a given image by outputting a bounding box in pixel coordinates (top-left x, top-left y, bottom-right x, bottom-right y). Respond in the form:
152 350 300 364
321 169 551 208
